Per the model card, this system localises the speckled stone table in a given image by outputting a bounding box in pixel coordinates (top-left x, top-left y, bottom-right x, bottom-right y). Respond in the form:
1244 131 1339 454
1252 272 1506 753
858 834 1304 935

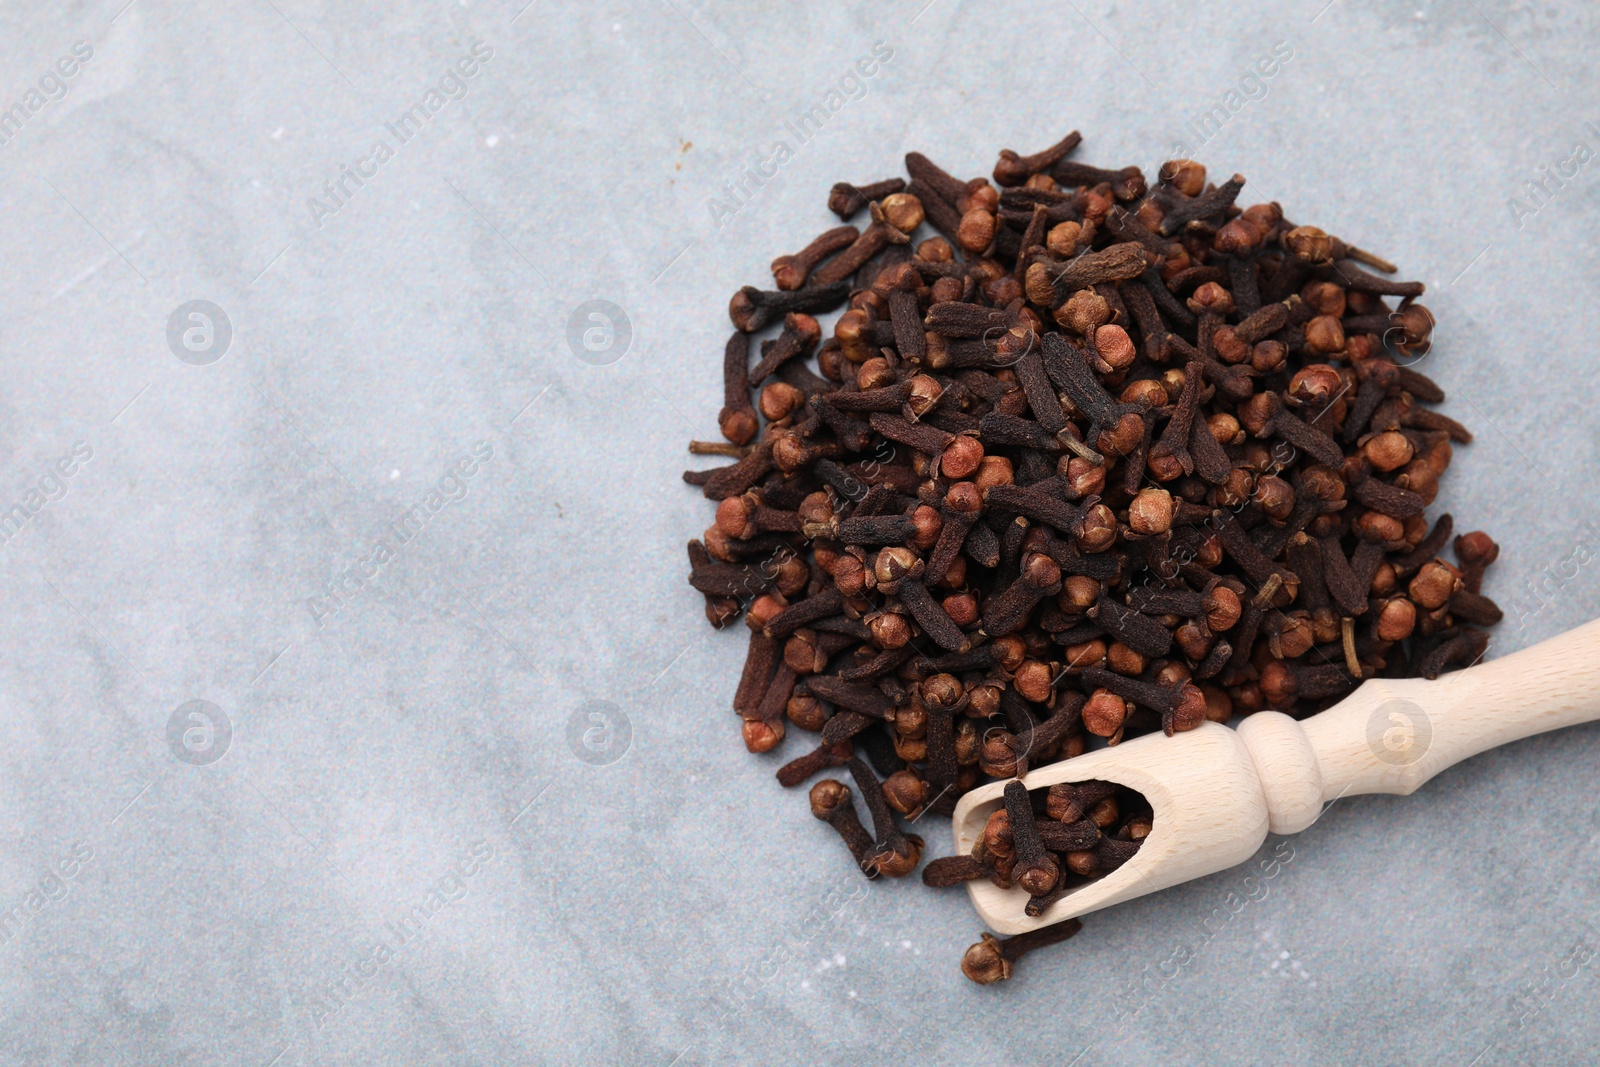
1 1 1598 1064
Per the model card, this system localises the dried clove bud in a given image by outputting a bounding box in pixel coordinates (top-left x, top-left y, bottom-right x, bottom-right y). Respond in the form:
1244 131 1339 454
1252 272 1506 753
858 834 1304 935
960 921 1083 984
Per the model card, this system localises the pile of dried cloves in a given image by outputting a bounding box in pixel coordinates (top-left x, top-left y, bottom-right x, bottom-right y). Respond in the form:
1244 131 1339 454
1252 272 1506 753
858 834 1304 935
684 132 1502 983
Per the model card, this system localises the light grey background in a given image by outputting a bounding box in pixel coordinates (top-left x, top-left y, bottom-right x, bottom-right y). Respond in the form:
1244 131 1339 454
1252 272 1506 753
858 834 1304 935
1 0 1598 1064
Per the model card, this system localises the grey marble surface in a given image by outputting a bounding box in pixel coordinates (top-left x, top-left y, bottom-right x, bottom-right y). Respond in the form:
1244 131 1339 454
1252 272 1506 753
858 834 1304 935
1 0 1599 1064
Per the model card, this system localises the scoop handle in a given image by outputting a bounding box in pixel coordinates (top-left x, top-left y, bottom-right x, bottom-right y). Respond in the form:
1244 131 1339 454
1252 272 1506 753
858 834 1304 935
1241 619 1600 833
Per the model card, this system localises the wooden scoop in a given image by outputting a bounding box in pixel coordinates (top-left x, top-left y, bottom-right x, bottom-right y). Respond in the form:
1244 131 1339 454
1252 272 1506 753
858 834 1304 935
952 618 1600 934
